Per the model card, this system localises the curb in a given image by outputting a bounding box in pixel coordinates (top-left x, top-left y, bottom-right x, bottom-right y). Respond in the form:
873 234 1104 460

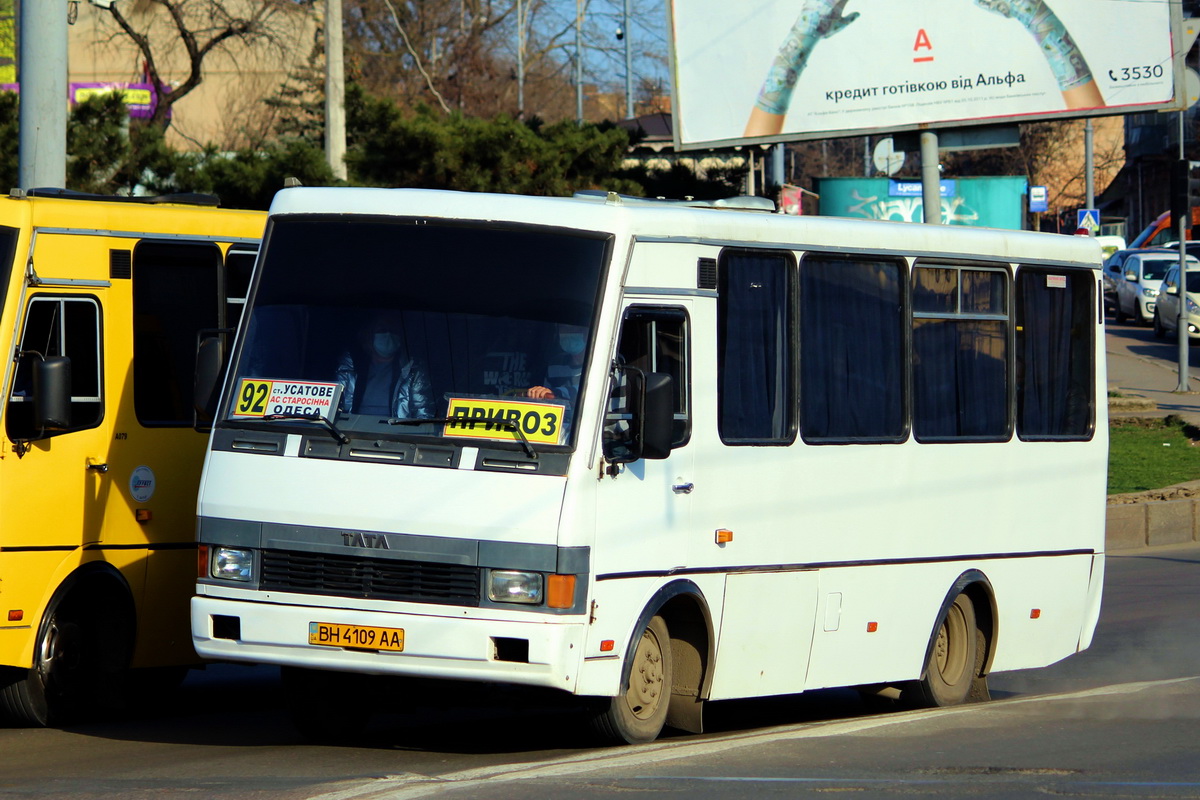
1106 500 1200 550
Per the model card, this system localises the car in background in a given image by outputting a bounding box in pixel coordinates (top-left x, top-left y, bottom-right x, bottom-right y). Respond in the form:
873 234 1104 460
1103 249 1141 311
1114 250 1179 324
1161 241 1200 259
1153 257 1200 340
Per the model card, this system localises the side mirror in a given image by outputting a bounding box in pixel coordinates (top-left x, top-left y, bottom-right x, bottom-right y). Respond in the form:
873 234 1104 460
33 356 71 431
1167 284 1180 295
604 367 673 464
1125 271 1138 281
194 334 224 425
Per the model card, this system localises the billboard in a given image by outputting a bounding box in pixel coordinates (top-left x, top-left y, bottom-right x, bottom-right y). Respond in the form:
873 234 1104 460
670 0 1178 150
816 176 1030 228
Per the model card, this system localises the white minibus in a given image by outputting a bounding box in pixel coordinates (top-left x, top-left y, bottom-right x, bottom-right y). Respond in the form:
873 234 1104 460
192 188 1106 744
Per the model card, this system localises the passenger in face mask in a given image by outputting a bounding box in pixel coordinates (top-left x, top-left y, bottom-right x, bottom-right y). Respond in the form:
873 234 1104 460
526 324 588 404
335 311 433 418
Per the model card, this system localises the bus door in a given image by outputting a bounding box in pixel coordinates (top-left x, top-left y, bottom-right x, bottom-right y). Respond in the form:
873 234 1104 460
593 302 696 581
6 290 110 550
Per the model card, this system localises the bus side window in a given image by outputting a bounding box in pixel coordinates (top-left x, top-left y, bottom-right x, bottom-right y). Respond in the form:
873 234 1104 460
718 250 794 444
224 246 258 328
911 264 1010 442
132 241 222 426
799 254 905 442
1016 268 1094 439
7 295 103 441
605 307 690 458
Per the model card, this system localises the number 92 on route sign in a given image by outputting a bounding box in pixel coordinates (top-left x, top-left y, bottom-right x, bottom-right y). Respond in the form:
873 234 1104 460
231 378 342 421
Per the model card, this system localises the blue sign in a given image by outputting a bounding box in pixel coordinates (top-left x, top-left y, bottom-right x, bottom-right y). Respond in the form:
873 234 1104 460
1077 209 1100 232
889 180 956 198
1029 185 1048 213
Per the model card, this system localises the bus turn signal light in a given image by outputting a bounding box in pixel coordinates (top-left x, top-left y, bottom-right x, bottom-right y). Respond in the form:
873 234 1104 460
546 574 576 609
715 528 733 544
1030 609 1041 619
197 544 209 579
8 610 22 622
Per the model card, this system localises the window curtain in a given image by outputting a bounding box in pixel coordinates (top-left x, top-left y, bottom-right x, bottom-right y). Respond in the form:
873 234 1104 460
1017 271 1092 437
800 259 903 440
719 253 790 441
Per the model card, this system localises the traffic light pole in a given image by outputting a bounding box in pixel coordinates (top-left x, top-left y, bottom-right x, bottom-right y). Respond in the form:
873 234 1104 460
1178 210 1190 393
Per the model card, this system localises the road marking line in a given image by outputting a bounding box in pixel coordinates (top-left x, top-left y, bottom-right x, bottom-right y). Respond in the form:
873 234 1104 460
304 676 1200 800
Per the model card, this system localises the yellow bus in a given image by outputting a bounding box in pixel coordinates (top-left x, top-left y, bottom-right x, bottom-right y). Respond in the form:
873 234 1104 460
0 189 264 726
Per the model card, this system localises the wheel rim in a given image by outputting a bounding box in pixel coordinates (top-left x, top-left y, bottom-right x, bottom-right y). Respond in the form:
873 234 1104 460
36 618 82 696
933 602 968 683
624 627 665 721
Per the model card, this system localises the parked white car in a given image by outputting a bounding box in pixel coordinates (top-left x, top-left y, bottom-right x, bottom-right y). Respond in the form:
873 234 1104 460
1152 258 1200 339
1115 251 1177 325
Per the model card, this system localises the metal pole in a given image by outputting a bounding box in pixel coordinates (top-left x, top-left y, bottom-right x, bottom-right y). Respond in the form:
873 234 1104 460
1178 111 1191 392
517 0 525 118
325 0 347 181
1084 119 1094 216
920 131 940 224
772 143 785 193
623 0 633 119
17 0 67 189
575 0 583 123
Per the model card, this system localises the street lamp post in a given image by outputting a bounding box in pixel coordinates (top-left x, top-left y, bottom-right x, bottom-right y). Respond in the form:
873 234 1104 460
575 0 583 122
17 0 68 188
516 0 525 118
325 0 347 181
623 0 632 119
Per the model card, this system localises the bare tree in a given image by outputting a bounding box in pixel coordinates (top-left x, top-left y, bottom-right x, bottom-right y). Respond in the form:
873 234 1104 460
98 0 316 132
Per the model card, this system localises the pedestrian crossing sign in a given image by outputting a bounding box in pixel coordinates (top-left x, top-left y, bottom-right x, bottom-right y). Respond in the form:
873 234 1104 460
1077 209 1099 233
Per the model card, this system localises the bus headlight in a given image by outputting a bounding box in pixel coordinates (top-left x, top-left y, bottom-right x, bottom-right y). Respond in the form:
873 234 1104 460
212 547 254 581
487 570 543 604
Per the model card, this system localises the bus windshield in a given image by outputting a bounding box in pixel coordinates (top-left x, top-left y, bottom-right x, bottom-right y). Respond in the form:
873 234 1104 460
224 216 610 448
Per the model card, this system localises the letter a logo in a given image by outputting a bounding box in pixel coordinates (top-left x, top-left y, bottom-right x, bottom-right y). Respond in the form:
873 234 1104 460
913 29 934 63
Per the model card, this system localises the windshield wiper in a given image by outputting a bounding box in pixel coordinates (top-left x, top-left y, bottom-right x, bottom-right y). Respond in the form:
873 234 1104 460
387 416 538 460
262 412 350 445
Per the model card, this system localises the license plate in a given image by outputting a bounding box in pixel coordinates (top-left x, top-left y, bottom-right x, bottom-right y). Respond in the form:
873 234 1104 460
308 622 405 651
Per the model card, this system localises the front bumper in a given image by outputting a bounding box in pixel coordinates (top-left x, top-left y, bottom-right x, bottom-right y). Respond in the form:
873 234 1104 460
192 593 587 692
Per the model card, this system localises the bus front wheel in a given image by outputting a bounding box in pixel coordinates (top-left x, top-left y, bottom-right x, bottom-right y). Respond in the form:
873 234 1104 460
911 593 979 708
588 615 673 744
0 604 87 726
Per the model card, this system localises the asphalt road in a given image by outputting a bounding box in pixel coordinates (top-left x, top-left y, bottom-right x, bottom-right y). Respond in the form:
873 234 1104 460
1 545 1197 800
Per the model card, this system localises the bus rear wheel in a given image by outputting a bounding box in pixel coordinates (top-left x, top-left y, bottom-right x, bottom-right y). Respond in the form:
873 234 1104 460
588 615 672 744
911 593 978 708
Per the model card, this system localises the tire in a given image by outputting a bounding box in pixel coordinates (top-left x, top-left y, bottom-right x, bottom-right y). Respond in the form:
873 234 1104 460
0 605 88 726
910 593 978 708
587 615 672 744
281 666 374 743
1154 309 1167 339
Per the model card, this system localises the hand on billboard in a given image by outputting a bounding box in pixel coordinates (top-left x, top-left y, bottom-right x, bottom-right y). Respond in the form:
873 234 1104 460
745 0 859 137
972 0 1104 108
